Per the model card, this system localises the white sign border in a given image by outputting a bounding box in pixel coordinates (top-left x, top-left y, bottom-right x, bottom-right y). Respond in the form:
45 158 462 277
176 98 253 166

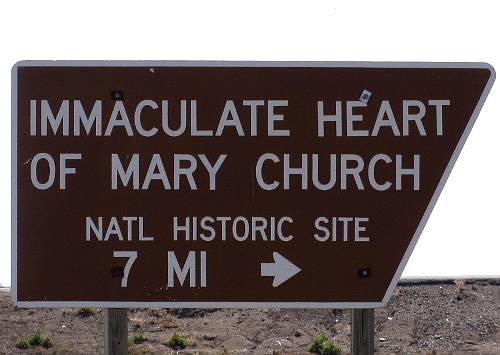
12 60 496 309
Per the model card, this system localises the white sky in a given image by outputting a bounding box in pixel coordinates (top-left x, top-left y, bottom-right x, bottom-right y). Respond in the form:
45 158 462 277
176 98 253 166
0 0 499 286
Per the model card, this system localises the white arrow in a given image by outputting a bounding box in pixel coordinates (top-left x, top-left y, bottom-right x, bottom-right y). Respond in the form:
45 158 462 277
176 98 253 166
261 252 301 287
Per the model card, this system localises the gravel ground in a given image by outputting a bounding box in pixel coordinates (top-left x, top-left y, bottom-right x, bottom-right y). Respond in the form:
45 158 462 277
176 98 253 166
0 281 498 354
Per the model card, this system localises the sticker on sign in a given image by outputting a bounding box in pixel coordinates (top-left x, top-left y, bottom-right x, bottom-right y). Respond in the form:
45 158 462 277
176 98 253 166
11 61 495 308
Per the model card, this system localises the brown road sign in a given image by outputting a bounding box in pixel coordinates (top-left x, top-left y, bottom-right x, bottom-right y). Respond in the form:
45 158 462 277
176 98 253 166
12 61 495 308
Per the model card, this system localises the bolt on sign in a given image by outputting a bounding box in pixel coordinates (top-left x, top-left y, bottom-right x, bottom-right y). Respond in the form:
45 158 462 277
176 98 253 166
12 61 495 308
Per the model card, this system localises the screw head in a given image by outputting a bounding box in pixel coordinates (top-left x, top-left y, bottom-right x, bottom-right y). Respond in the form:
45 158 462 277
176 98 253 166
111 90 124 101
358 267 371 278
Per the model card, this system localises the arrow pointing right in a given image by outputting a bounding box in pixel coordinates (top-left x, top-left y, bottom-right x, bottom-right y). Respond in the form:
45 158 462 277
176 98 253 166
261 252 301 287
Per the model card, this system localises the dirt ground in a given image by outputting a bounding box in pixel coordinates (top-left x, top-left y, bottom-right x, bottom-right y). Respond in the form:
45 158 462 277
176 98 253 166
0 281 499 354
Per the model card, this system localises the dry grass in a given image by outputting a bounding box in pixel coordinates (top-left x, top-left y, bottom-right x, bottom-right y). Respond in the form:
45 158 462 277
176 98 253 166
149 308 164 318
129 316 146 330
454 279 466 300
160 316 178 329
454 279 466 291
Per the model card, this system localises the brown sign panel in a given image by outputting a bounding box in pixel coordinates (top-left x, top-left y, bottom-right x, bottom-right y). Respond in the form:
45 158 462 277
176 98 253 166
12 61 495 308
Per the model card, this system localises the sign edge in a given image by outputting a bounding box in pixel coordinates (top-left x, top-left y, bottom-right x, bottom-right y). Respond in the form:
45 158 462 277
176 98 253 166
381 63 496 303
